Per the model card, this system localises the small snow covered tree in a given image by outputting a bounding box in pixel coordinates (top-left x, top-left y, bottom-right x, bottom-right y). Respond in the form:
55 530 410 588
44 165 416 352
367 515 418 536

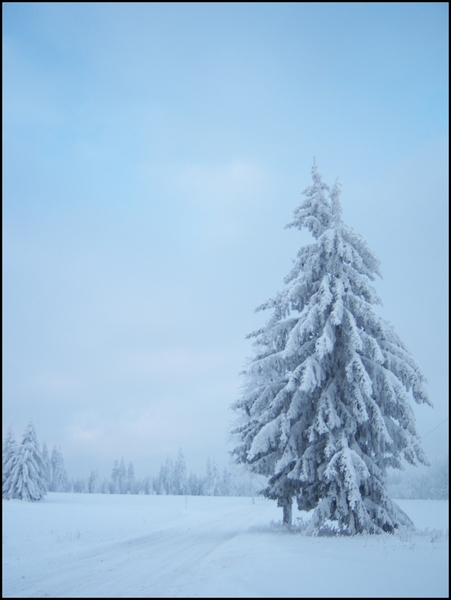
187 472 203 495
173 449 187 495
2 425 18 489
2 421 48 501
203 458 221 496
88 469 100 493
127 461 135 494
101 477 111 494
72 477 87 493
220 467 233 496
118 457 127 494
231 162 432 534
158 456 175 495
50 446 70 492
41 442 52 490
110 459 120 493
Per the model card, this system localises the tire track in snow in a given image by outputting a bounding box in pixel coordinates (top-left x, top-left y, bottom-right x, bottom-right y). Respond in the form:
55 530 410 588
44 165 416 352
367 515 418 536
4 501 269 597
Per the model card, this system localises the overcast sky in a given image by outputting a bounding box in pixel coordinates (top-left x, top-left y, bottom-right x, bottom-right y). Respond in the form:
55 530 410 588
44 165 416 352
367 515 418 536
3 3 448 480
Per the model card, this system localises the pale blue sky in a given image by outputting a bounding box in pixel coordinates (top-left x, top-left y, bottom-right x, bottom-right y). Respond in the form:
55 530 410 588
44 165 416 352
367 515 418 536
3 3 448 479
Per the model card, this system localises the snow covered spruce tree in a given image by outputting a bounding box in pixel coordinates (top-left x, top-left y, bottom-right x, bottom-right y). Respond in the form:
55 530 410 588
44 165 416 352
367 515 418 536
231 163 432 534
2 421 48 501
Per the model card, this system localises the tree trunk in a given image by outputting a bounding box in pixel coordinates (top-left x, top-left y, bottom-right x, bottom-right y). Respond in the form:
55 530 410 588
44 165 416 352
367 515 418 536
282 498 292 529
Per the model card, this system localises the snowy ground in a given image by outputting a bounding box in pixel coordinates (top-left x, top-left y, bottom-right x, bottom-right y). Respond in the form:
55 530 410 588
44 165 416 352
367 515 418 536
2 493 448 598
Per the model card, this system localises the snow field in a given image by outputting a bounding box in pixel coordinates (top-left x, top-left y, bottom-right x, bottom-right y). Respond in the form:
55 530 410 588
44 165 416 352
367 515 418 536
2 493 448 598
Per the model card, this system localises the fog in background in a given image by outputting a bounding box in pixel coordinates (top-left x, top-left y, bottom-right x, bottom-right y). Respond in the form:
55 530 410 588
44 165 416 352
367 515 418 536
3 3 448 479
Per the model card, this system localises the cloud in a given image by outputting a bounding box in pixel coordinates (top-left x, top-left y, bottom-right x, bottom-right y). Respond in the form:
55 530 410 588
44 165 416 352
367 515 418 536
12 370 80 403
117 346 241 387
138 158 269 209
70 426 103 444
137 158 271 244
176 160 268 208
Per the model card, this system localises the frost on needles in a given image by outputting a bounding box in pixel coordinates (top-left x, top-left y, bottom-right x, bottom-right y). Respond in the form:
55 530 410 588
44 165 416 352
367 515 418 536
231 162 432 535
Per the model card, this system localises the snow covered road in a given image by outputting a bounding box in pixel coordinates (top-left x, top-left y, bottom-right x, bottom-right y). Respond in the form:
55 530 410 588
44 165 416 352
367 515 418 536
2 493 448 597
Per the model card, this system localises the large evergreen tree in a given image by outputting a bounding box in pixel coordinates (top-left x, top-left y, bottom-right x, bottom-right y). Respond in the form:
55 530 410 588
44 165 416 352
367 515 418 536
231 163 432 534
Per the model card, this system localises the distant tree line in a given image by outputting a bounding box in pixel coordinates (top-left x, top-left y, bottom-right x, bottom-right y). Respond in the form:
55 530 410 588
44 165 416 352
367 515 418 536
2 422 259 500
71 450 259 497
386 457 449 500
3 422 448 501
